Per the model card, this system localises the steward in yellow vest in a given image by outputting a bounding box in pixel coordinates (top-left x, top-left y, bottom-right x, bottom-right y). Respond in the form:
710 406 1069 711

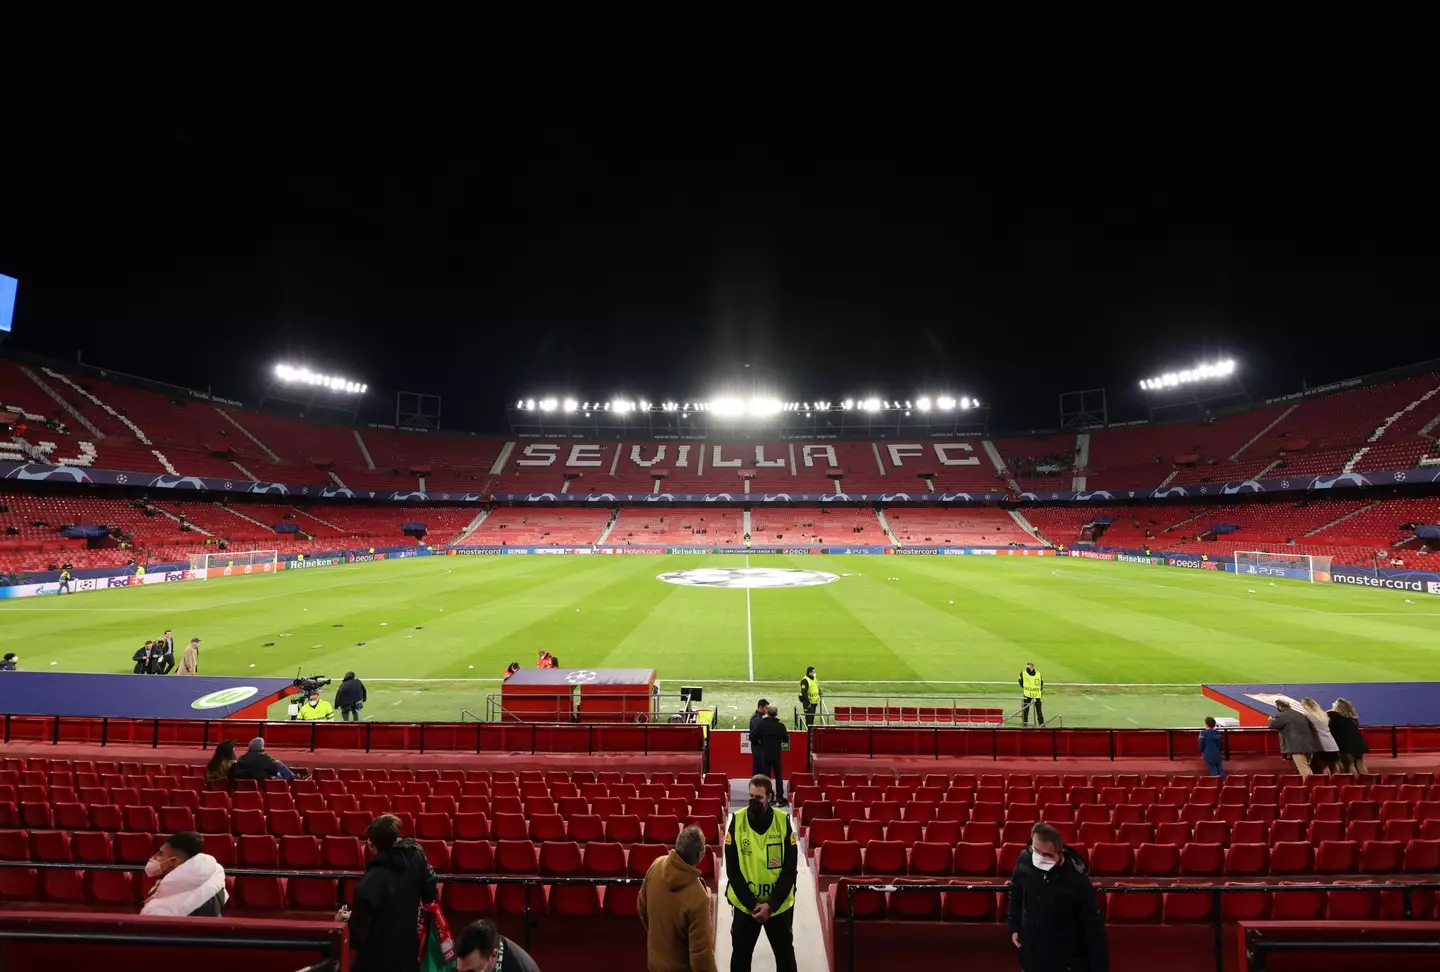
1020 663 1045 727
725 775 798 972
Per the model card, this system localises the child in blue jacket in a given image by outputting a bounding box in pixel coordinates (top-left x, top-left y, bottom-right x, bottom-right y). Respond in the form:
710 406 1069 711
1199 716 1225 778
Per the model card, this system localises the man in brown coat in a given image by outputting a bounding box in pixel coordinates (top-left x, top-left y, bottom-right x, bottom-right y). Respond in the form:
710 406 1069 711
637 825 718 972
178 638 200 675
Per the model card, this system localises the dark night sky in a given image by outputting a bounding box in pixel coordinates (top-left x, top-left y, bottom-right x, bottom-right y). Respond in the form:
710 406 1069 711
3 12 1439 434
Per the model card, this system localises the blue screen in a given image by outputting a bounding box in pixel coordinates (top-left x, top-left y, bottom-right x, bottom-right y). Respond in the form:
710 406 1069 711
0 274 16 333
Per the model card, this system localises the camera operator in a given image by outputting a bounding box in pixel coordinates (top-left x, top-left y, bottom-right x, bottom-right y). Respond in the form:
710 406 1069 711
289 675 333 719
297 690 334 721
335 671 367 722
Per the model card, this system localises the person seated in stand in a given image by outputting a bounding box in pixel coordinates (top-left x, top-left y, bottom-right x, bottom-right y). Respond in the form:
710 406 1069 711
230 737 297 781
204 739 237 782
140 831 227 917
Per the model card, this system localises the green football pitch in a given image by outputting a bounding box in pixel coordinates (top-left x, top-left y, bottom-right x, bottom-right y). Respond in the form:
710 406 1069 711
4 553 1439 729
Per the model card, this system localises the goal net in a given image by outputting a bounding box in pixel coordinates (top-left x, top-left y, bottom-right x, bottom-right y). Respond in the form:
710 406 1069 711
1233 550 1332 583
188 549 279 579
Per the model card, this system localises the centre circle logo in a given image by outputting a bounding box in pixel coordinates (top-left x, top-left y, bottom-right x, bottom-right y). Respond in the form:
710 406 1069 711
565 670 598 684
656 568 841 589
191 686 260 710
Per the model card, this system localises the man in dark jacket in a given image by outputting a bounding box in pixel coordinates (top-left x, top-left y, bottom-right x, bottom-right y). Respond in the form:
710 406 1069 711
1009 821 1109 972
754 706 790 806
748 699 769 775
335 671 368 722
156 629 176 675
455 918 541 971
229 737 297 781
343 814 439 972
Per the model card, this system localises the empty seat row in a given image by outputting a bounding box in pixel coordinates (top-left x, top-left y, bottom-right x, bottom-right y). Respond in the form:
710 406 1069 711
832 880 1440 924
804 816 1440 853
792 772 1432 791
817 838 1437 878
792 784 1431 813
798 798 1410 831
0 836 705 918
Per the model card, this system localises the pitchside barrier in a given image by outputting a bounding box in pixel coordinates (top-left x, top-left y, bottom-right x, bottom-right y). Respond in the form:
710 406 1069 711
0 713 707 757
808 724 1440 764
1064 547 1440 596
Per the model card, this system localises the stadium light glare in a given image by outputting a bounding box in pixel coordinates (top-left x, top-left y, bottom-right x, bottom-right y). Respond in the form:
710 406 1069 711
274 364 366 394
936 395 956 410
863 398 881 412
916 397 932 411
563 398 578 412
842 399 854 410
539 398 558 412
1140 358 1237 391
748 398 782 415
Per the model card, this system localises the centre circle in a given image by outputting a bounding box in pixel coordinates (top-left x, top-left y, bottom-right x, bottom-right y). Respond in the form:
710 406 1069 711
656 567 841 589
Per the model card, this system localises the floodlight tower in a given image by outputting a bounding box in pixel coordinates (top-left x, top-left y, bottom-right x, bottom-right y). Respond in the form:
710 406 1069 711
1137 358 1249 422
259 363 368 423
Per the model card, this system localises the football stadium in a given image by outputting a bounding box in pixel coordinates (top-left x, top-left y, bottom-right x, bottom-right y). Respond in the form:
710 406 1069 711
7 27 1440 970
4 345 1440 971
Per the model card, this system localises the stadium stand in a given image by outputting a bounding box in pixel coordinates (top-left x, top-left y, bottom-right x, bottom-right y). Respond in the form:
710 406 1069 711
461 508 612 546
608 508 744 545
885 507 1037 547
748 507 889 546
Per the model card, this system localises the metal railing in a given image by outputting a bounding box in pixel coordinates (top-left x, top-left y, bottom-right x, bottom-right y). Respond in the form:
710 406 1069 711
0 860 644 952
810 723 1433 763
839 880 1440 972
810 695 1020 728
0 712 707 758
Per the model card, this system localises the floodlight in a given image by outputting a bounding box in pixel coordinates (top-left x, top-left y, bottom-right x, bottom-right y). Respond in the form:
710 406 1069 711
937 395 956 410
710 398 745 416
916 397 931 411
863 398 881 412
842 399 854 410
539 398 557 412
960 397 971 409
563 398 578 412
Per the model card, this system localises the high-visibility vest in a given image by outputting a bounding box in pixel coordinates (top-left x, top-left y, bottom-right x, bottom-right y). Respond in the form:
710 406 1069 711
298 699 334 721
725 809 796 915
802 677 820 705
1021 670 1043 699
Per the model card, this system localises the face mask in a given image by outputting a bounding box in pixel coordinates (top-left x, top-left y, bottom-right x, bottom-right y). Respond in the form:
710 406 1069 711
1032 850 1058 871
145 857 171 877
747 798 769 825
309 700 319 707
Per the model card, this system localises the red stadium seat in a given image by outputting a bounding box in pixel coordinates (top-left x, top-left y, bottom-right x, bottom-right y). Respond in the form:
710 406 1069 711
1179 842 1224 876
1270 841 1314 874
911 842 955 876
819 841 863 876
864 840 908 876
1089 843 1134 877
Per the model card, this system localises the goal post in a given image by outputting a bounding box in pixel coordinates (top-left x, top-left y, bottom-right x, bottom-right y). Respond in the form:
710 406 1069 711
1233 550 1332 583
188 550 279 579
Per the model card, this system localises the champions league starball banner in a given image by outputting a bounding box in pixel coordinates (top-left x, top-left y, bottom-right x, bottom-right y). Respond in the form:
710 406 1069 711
6 458 1440 505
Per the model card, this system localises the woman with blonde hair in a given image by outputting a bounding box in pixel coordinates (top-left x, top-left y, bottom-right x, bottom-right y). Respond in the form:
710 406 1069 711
1299 697 1340 774
1328 699 1370 775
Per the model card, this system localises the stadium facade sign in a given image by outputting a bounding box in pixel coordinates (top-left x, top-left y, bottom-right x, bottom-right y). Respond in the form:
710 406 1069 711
657 567 841 589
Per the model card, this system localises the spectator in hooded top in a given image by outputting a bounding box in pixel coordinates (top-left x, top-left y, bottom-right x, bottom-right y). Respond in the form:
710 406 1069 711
335 671 367 721
342 814 438 972
140 831 227 917
638 825 718 972
1327 698 1370 775
1299 697 1340 775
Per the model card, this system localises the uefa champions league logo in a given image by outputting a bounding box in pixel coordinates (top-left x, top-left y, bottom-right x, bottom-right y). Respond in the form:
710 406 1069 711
657 568 841 589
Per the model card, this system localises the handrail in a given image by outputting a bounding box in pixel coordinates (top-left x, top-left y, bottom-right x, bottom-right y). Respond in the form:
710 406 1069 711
840 879 1440 972
1249 940 1440 972
810 723 1430 761
0 860 650 953
1 713 705 756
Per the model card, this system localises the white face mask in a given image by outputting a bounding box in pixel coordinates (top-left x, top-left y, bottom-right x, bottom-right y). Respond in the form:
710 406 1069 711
309 700 319 707
144 857 170 877
1032 850 1059 871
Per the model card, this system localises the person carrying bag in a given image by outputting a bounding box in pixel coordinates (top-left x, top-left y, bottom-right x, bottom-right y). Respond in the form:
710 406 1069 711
418 901 457 972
